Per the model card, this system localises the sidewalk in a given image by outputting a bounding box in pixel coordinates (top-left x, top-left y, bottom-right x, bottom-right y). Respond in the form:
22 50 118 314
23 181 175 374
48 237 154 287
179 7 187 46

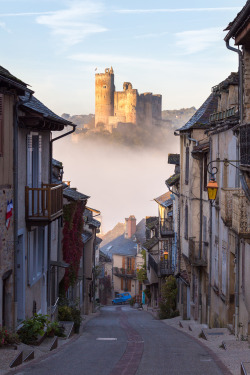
161 315 250 375
0 312 99 375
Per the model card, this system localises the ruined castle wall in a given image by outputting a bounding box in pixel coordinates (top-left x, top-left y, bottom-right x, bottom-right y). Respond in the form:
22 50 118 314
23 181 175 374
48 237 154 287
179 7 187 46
95 69 115 128
114 89 138 124
152 95 162 120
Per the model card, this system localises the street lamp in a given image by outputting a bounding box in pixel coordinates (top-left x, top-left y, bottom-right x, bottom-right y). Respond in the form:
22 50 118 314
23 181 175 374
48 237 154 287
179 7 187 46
206 158 239 201
207 176 218 201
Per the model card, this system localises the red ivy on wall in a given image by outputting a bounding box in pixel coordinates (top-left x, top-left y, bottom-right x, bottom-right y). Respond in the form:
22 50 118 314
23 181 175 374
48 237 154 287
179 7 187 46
62 201 85 292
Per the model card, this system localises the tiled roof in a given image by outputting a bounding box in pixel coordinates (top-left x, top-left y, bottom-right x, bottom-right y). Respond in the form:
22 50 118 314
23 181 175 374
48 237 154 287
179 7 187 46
154 192 171 207
88 217 101 228
168 154 180 165
63 187 89 201
146 216 158 230
142 236 158 251
96 237 103 245
165 173 180 187
177 94 218 131
0 66 28 87
82 231 92 244
212 72 239 93
99 250 111 262
101 234 138 257
224 1 250 41
52 158 63 168
20 92 72 125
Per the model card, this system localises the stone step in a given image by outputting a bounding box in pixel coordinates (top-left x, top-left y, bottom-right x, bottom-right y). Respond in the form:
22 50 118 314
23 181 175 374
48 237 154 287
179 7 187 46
38 336 58 352
59 321 75 339
241 362 250 375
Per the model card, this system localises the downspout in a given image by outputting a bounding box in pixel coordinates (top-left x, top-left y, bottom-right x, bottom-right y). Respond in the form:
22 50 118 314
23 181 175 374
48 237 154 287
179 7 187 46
225 40 243 124
208 137 212 327
225 39 242 337
198 157 203 323
13 92 33 327
48 124 76 315
235 237 240 337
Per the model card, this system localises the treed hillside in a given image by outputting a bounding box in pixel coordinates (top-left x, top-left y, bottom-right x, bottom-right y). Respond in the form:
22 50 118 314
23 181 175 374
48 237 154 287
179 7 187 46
61 107 196 149
161 107 196 129
62 107 196 131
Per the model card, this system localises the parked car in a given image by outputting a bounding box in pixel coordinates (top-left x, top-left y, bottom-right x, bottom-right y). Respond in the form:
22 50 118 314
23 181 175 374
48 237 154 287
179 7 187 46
112 293 132 305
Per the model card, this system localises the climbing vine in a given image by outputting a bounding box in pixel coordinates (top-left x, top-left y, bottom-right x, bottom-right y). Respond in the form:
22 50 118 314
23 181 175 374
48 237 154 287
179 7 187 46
62 201 85 292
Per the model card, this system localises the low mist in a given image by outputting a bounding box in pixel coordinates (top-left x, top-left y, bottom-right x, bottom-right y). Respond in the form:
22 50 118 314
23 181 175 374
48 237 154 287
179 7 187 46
53 126 179 233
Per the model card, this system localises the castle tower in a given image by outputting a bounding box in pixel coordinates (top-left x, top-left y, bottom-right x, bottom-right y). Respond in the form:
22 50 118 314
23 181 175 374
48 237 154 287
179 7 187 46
95 67 115 129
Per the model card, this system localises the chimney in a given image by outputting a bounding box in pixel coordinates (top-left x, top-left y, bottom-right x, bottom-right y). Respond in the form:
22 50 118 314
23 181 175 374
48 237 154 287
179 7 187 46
124 215 136 239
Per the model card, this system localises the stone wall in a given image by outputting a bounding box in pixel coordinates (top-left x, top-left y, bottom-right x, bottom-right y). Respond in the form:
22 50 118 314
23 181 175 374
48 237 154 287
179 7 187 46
0 186 14 328
243 47 250 122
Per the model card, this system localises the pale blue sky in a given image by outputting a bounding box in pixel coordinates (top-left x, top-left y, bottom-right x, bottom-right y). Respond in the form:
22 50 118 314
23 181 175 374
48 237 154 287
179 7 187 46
0 0 245 115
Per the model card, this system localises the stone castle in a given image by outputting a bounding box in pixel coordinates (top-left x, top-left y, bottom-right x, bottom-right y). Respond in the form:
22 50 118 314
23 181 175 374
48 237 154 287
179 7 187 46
95 67 162 132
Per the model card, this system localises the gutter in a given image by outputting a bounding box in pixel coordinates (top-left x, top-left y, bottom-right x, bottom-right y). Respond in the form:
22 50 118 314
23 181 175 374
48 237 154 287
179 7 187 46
13 91 33 326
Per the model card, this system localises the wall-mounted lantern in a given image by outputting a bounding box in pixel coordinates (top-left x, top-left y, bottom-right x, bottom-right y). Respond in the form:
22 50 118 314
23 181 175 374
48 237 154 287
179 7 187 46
207 177 218 201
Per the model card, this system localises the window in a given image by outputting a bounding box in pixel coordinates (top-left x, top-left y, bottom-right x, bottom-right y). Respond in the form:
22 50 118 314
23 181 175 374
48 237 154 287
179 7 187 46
184 204 188 240
222 242 227 296
28 227 44 285
203 153 208 191
185 147 189 185
214 239 219 287
0 94 3 156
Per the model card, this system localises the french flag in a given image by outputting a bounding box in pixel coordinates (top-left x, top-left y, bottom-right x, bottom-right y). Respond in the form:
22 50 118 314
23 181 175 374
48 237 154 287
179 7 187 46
6 200 13 230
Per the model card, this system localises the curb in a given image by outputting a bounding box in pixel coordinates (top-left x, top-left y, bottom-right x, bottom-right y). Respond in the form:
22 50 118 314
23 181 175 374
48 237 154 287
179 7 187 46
4 311 100 375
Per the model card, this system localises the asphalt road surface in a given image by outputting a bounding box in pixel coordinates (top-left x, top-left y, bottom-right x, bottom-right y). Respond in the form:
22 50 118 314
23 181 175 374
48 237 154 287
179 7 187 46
13 306 228 375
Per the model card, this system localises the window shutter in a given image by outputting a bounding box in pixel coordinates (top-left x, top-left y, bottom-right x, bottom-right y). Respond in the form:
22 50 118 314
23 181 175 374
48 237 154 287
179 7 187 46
184 205 188 240
131 258 135 272
121 278 124 290
27 134 33 187
122 257 125 269
38 135 42 187
185 147 189 185
127 279 131 292
0 94 3 156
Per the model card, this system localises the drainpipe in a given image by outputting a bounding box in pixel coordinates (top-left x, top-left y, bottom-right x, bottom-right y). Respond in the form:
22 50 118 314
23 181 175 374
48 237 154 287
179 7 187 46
225 39 242 337
235 237 240 337
13 92 33 327
208 137 212 327
225 41 243 124
47 124 76 315
198 158 203 323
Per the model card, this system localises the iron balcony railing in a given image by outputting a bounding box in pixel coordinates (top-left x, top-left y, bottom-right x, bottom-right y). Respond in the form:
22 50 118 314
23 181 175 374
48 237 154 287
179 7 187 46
159 259 174 276
148 253 158 275
160 218 174 238
25 183 63 223
113 267 136 278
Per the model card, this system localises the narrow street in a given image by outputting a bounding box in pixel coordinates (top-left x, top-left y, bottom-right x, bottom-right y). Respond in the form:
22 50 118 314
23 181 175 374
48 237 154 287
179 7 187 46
13 307 227 375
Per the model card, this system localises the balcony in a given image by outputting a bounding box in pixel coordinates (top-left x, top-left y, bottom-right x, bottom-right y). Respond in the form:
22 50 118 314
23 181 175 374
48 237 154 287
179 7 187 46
232 191 250 239
189 239 207 267
221 188 240 227
148 253 158 275
25 183 63 225
159 259 174 276
240 124 250 168
160 219 174 238
113 267 136 278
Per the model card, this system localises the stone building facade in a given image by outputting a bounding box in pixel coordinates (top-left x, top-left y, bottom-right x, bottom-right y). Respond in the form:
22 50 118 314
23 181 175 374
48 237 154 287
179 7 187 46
95 67 162 132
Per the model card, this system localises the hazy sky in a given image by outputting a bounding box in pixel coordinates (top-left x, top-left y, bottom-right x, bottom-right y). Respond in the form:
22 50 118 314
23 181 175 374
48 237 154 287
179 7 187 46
0 0 244 115
1 0 245 232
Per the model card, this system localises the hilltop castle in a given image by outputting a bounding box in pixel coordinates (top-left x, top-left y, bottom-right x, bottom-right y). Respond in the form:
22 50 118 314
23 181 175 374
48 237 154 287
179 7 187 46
95 67 162 132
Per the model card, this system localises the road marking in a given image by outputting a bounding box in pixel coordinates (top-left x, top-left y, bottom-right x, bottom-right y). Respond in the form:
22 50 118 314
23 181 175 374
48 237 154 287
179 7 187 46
96 338 117 341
